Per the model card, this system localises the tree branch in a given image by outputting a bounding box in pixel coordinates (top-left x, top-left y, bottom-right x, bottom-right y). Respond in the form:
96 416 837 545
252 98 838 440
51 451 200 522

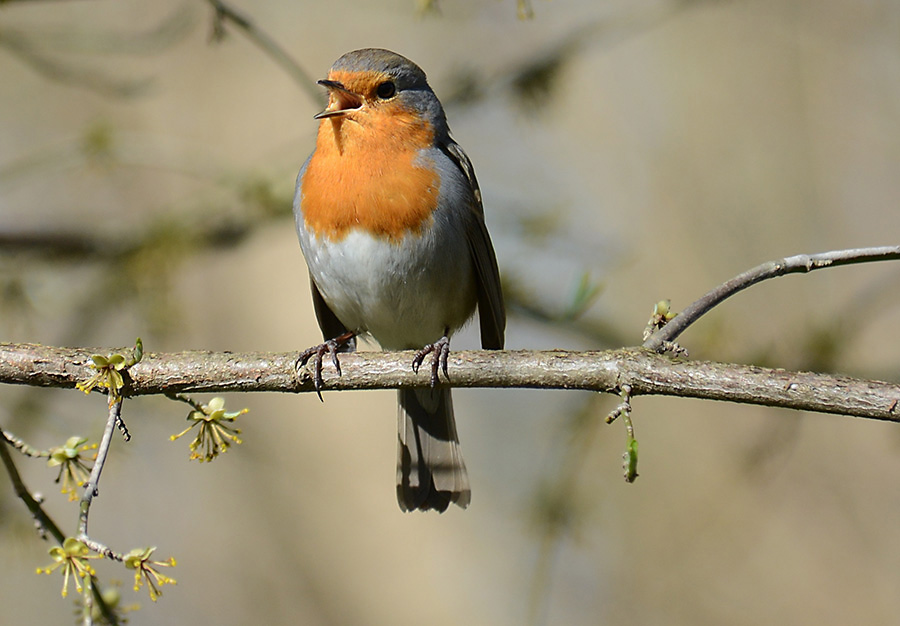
643 246 900 351
0 426 121 624
1 343 897 422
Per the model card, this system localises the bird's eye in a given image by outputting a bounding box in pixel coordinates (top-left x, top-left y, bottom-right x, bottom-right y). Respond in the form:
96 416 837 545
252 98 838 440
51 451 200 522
376 81 396 99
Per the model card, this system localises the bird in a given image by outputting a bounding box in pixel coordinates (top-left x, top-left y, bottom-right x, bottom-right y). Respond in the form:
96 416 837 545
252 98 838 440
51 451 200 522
293 48 505 512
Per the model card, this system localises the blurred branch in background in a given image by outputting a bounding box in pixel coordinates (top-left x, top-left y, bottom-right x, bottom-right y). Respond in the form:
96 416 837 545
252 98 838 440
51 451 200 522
0 164 291 338
445 0 721 113
0 3 195 97
0 176 289 260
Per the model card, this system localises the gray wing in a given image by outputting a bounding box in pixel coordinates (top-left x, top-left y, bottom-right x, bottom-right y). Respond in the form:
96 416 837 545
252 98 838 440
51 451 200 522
443 140 506 350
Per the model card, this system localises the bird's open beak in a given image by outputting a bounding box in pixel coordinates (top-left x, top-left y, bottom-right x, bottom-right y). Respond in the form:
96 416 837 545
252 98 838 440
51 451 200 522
314 80 363 119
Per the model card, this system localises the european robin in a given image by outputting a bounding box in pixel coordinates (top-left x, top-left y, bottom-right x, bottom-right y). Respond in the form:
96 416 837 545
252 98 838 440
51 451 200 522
293 48 505 512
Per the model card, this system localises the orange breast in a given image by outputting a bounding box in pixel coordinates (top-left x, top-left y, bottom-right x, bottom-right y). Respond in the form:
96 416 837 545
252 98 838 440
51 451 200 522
300 105 440 243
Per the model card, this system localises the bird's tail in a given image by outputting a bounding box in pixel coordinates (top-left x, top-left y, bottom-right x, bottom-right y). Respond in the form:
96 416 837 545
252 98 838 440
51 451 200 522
396 388 470 512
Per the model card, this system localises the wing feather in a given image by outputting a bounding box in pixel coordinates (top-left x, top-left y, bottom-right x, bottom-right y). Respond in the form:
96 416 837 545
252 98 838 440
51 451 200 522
442 140 506 350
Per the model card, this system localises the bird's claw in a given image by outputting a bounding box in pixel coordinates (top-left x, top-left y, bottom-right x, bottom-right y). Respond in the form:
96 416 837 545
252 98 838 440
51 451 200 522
297 338 344 401
412 334 451 387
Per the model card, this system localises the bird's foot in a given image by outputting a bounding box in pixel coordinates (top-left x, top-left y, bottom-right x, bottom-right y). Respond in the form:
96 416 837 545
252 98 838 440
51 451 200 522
412 331 451 387
296 331 355 401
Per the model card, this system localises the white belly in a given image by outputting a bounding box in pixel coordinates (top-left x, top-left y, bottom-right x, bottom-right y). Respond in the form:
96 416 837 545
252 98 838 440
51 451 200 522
298 222 477 350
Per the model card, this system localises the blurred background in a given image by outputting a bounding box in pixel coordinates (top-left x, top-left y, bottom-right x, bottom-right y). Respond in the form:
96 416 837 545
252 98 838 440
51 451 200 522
2 0 900 624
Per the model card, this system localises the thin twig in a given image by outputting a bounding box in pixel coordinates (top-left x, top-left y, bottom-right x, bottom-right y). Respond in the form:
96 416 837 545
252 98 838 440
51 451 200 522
0 430 65 543
1 427 45 457
643 246 900 352
77 399 127 571
166 391 204 411
78 399 124 540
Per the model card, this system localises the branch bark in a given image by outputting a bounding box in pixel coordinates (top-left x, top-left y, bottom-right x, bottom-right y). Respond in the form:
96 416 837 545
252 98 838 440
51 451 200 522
2 343 898 422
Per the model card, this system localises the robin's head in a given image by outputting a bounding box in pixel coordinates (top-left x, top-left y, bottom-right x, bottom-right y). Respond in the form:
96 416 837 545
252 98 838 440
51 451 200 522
314 49 448 136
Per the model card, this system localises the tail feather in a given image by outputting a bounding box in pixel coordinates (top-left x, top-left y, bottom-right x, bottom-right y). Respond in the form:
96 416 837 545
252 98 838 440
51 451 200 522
396 388 470 512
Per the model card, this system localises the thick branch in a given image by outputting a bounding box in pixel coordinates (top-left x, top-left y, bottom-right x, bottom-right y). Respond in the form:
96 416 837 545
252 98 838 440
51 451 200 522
1 343 898 422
